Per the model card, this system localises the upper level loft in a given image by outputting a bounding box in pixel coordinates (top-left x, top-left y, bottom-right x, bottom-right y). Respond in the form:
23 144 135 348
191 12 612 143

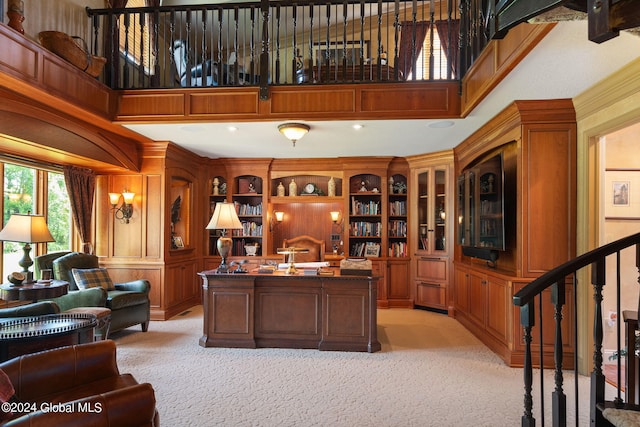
85 0 464 95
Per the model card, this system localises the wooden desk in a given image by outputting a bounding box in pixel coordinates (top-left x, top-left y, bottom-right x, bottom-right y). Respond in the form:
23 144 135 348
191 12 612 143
0 280 68 302
198 271 381 352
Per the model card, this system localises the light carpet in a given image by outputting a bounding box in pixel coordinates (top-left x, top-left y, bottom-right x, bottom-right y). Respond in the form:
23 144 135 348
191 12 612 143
112 306 592 426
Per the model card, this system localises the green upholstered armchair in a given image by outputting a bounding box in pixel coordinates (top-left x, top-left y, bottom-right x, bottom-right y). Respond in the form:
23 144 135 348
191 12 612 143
36 252 151 334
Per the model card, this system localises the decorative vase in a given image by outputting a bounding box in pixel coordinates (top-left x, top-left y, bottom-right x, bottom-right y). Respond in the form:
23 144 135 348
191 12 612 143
328 177 336 197
7 0 25 34
388 176 394 194
212 178 220 195
289 179 297 196
277 181 285 197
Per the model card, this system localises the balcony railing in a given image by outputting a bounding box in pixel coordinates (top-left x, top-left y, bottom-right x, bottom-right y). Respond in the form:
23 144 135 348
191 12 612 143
85 0 481 96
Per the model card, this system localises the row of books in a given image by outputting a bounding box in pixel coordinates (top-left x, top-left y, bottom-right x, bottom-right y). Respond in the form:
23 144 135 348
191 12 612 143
388 200 407 216
351 197 380 215
350 242 381 257
230 222 263 237
389 242 408 257
235 201 262 216
349 221 382 237
388 220 407 237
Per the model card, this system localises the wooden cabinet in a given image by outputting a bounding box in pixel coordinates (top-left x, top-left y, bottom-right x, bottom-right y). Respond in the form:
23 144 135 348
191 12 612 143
202 157 414 308
406 151 454 312
453 99 577 367
454 264 511 360
414 256 448 309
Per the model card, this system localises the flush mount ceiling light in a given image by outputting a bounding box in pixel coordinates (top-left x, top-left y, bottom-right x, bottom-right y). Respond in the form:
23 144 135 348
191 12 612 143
278 123 310 147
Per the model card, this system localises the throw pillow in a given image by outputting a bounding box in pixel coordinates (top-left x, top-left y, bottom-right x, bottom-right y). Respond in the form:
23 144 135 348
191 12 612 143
72 268 115 291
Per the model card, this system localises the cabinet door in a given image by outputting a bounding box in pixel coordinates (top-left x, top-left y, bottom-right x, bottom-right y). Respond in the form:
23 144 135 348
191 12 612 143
468 270 486 327
416 168 448 255
454 266 470 314
387 259 410 300
485 275 509 344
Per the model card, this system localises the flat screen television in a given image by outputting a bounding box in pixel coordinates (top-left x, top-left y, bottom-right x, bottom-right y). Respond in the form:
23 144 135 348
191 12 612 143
457 149 506 263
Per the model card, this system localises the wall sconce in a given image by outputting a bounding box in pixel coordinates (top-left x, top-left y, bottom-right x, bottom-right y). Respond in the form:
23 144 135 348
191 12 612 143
278 123 310 147
330 211 343 233
270 210 284 231
109 190 135 224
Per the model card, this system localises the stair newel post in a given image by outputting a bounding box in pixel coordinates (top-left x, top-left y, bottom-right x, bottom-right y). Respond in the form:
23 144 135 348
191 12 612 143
590 258 606 426
551 280 566 427
521 301 535 427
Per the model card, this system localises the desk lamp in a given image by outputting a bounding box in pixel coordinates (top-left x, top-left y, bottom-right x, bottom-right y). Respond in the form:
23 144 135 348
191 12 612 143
0 213 55 283
206 202 243 272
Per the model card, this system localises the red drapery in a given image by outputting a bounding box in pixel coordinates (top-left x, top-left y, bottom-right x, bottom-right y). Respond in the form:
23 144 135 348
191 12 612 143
435 19 460 79
63 166 95 254
397 21 429 80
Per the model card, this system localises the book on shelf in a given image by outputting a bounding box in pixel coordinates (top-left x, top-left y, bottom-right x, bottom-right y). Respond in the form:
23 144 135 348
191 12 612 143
420 236 429 250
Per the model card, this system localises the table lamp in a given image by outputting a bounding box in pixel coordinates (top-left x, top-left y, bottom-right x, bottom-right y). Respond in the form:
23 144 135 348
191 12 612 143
0 213 55 283
206 202 243 272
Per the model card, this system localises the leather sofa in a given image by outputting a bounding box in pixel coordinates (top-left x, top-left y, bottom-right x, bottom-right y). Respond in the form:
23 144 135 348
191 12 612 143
35 252 151 334
0 340 158 426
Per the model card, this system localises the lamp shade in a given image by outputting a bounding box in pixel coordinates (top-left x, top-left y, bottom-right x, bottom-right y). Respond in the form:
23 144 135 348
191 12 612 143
0 214 55 243
278 123 310 145
206 202 243 230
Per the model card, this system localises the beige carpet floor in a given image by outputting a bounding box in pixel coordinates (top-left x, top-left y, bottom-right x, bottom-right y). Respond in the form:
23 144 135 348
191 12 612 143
112 306 592 426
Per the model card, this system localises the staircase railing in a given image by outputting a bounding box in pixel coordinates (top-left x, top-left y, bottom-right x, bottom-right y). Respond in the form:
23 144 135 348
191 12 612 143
85 0 475 94
513 232 640 426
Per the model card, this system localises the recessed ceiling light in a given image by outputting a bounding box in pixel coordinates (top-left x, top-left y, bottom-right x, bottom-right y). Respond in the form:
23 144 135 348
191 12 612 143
180 125 204 132
227 126 238 132
352 124 363 130
428 120 454 129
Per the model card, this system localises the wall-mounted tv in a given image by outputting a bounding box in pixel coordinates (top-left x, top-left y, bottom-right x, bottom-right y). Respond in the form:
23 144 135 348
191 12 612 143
457 150 506 263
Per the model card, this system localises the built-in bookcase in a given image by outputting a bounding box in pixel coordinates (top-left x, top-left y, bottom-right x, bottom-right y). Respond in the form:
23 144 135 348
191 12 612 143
348 174 382 257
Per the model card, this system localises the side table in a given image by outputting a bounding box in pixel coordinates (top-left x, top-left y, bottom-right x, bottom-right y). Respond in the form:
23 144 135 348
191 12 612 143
0 280 68 302
0 313 96 361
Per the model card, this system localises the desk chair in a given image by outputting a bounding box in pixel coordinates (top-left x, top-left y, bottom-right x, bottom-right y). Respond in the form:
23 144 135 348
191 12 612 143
282 235 325 263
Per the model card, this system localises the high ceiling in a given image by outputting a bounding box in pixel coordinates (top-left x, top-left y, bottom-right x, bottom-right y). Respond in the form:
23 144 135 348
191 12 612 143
123 18 640 159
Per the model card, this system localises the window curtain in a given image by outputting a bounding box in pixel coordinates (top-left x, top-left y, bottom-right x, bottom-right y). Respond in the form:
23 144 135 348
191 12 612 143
435 19 461 79
397 21 429 80
104 0 129 87
63 166 95 254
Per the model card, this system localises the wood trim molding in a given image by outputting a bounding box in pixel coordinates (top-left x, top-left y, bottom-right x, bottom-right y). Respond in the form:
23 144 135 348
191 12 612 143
114 81 461 123
461 22 556 116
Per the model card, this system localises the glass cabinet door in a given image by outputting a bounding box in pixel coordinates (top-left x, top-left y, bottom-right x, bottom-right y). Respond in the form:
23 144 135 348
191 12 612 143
434 169 446 252
416 167 447 254
417 170 429 251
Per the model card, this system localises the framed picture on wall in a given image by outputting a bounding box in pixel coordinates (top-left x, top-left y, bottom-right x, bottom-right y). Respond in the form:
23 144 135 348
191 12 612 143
173 236 184 248
605 169 640 219
314 40 369 66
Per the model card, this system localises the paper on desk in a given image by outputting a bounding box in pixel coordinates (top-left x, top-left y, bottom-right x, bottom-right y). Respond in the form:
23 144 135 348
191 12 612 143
277 262 330 269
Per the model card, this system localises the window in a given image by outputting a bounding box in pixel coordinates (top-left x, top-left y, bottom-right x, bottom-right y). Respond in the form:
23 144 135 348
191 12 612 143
1 163 72 282
119 0 155 75
412 29 446 80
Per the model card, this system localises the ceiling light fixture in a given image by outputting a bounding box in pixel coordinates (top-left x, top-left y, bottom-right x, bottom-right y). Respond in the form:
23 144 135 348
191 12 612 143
278 123 310 147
